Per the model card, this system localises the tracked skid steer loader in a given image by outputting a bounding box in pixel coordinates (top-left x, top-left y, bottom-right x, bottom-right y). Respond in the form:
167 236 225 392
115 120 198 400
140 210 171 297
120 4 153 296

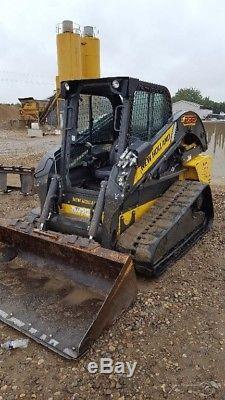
0 77 213 358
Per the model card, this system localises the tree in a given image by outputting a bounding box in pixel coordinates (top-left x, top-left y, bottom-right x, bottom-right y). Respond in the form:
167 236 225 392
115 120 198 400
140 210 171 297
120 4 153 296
172 88 203 104
172 87 225 114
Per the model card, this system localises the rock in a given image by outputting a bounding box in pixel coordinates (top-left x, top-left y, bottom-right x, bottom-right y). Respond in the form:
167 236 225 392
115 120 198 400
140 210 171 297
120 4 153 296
209 381 220 389
110 381 116 388
37 358 44 366
126 343 133 348
161 384 166 393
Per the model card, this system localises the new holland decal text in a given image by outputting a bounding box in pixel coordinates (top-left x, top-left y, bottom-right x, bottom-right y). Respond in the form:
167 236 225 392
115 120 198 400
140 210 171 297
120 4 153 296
134 125 174 184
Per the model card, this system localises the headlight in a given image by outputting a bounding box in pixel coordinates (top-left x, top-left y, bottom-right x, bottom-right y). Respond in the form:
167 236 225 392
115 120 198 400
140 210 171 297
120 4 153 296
112 80 120 89
65 82 70 91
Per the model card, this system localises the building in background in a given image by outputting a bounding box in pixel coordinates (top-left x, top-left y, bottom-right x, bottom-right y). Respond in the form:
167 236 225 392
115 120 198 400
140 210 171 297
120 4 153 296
173 100 212 120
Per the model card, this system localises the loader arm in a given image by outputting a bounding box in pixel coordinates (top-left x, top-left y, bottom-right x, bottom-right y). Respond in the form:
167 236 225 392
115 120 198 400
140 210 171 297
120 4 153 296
101 112 209 247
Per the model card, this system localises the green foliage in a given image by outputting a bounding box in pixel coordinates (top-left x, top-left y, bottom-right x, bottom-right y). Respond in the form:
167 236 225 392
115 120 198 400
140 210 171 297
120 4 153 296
172 88 203 104
172 88 225 114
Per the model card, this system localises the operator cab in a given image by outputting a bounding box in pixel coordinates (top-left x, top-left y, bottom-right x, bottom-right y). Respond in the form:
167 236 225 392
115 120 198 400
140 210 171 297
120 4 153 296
61 77 172 192
63 80 122 191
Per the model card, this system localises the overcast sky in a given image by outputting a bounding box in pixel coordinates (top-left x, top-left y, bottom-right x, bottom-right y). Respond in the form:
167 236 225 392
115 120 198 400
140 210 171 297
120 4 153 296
0 0 224 103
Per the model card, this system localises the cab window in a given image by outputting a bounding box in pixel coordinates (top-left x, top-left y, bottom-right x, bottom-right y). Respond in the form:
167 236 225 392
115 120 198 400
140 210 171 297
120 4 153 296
131 90 171 141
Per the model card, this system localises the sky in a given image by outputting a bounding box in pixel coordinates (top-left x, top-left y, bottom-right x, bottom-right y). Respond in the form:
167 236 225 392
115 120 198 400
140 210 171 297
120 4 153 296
0 0 225 103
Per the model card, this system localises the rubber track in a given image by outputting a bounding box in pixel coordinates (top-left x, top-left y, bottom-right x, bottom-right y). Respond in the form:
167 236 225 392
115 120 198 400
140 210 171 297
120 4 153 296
117 180 212 277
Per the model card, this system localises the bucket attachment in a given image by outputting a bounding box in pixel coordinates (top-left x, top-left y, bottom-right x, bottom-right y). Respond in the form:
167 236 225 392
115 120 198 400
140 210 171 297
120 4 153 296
0 218 137 359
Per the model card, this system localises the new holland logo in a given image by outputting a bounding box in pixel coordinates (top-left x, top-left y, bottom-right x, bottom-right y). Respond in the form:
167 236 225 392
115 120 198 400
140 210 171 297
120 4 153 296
181 114 197 126
141 131 172 171
133 125 174 185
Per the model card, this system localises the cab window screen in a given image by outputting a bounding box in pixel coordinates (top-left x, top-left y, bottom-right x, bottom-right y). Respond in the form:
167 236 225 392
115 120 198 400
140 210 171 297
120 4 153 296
130 90 170 141
76 95 113 143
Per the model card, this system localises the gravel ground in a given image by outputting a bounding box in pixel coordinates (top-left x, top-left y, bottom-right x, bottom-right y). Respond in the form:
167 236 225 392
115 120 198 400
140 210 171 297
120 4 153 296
0 129 225 399
0 129 60 167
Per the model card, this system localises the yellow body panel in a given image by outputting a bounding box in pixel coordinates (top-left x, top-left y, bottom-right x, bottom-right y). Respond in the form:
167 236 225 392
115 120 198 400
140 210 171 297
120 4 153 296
60 198 156 234
57 32 82 82
119 199 156 234
81 36 100 79
59 203 91 219
181 154 212 184
133 125 174 185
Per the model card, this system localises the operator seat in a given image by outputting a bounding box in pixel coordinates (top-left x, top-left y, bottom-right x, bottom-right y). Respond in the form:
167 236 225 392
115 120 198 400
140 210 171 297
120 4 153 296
94 140 119 180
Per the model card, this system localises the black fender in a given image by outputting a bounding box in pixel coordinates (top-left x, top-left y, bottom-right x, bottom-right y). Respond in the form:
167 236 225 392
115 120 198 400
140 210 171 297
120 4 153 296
173 111 207 151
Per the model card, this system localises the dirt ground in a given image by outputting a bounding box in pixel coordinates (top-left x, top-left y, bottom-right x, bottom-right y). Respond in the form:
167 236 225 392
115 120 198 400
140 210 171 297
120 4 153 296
0 129 225 399
0 105 20 125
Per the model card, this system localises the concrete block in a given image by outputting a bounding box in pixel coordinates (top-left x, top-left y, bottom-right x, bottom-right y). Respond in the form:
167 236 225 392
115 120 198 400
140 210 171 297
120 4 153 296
31 122 39 129
27 128 43 138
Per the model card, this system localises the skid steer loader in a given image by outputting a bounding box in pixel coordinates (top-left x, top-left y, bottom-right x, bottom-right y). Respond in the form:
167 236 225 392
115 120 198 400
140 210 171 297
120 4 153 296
0 77 213 359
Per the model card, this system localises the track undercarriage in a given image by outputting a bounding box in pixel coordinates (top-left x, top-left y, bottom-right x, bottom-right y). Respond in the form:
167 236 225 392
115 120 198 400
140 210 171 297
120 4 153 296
117 180 213 276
